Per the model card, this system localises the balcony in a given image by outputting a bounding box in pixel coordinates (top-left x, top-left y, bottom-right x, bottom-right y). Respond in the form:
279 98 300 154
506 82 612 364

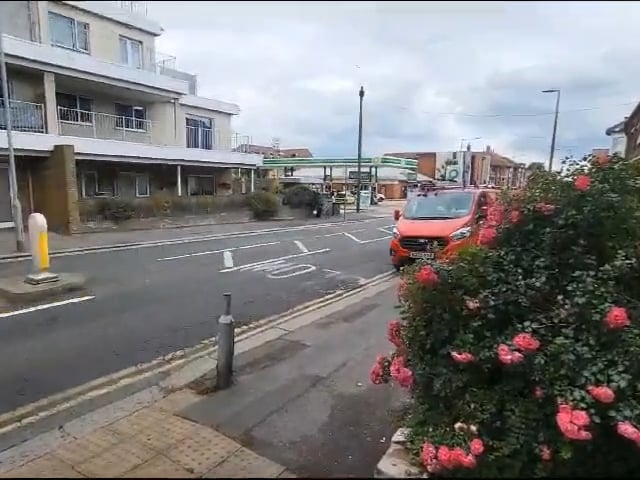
0 99 45 133
2 34 189 96
58 107 153 144
186 126 251 152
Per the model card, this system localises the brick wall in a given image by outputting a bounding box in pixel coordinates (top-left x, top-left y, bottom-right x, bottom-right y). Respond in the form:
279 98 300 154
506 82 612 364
625 104 640 160
31 145 80 234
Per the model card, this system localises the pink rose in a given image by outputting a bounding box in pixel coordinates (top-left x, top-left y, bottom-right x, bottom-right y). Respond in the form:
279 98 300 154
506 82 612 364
486 205 504 227
390 356 413 388
556 404 592 441
478 227 498 246
512 332 541 352
617 421 640 444
469 438 484 456
420 441 437 469
604 306 630 330
587 385 615 404
451 351 475 363
465 298 480 311
540 445 552 461
497 344 524 365
387 320 403 348
369 363 383 384
415 265 439 286
437 446 454 470
574 175 591 191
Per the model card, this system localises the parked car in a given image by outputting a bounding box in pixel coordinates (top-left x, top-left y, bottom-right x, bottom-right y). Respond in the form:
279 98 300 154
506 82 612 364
334 192 356 205
376 193 386 202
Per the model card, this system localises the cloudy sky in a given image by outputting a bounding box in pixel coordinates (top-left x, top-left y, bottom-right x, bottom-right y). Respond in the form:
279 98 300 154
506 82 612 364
149 1 638 168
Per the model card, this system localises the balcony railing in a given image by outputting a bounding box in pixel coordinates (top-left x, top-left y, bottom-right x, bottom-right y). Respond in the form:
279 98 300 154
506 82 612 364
0 99 45 133
108 1 149 16
58 107 153 144
185 126 252 152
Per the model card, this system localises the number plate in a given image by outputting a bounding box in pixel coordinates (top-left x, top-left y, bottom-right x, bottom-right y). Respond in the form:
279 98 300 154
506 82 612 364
409 252 435 260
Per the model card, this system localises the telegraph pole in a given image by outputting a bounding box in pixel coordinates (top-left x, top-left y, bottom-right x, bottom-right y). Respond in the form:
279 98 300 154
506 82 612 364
355 86 364 213
0 32 25 252
542 89 560 172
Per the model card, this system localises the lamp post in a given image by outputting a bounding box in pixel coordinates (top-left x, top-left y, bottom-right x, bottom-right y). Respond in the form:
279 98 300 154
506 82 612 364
0 32 25 252
355 86 364 213
542 89 560 172
459 137 481 188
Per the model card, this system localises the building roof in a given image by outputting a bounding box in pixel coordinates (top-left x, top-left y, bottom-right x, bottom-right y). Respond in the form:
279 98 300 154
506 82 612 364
235 145 313 158
489 153 516 168
605 119 626 136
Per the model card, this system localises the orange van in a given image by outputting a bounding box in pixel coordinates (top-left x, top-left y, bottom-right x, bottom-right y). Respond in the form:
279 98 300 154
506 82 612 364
389 187 498 271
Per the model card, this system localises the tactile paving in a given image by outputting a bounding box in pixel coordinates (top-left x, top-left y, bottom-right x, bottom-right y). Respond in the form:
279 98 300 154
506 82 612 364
125 454 197 478
203 447 286 478
164 425 241 475
74 439 155 477
54 428 123 466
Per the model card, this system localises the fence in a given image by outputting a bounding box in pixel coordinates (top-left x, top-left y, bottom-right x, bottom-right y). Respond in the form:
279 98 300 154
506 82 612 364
58 107 153 143
0 99 45 133
186 126 252 152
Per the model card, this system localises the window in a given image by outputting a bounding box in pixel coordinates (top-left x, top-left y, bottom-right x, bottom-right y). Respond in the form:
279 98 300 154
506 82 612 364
57 93 93 123
186 116 213 150
187 175 215 196
136 174 149 197
115 103 147 131
119 36 143 69
48 12 89 52
81 171 97 197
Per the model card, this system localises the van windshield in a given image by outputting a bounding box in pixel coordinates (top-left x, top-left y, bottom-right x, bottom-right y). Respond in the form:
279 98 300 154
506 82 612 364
403 191 475 220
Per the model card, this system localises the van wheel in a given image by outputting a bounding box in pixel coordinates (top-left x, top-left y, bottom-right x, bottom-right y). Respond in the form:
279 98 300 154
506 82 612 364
393 264 401 272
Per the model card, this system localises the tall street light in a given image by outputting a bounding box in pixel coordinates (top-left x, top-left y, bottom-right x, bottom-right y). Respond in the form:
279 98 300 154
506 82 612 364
0 32 25 252
542 89 560 172
459 136 481 188
355 85 365 213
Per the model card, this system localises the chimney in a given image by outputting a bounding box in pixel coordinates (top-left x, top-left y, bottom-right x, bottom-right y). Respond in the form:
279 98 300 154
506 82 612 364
485 145 491 153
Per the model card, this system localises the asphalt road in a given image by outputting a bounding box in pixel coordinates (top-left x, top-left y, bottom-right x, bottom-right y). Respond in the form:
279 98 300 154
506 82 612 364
0 217 397 414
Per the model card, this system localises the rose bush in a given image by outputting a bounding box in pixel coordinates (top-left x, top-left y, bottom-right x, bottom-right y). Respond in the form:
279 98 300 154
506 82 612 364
373 153 640 477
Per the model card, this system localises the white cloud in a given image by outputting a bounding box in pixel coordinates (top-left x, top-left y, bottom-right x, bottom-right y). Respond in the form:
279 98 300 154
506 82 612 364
149 1 640 168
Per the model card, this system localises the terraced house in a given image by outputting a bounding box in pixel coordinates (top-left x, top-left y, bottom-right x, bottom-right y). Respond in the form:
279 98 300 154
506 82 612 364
0 0 261 233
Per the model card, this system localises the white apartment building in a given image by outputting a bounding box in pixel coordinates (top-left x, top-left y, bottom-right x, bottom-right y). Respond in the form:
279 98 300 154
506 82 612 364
0 0 262 232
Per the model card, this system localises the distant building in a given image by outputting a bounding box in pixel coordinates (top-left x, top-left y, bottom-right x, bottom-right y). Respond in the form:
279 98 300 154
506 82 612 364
605 119 627 156
624 102 640 160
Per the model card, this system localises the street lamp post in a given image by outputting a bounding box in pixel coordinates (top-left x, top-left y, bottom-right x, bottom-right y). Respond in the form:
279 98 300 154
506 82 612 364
0 32 25 252
542 89 561 172
355 86 364 213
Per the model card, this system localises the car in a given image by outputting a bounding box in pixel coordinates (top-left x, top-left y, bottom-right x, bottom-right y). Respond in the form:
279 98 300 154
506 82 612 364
334 191 356 205
389 187 499 271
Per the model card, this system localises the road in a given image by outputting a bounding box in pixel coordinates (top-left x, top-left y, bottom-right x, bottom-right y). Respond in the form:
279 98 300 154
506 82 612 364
0 217 397 414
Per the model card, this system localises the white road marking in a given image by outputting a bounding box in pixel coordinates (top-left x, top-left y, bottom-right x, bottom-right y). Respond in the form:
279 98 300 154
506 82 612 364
377 226 395 235
342 232 391 244
267 264 316 279
223 250 234 268
0 219 383 264
294 240 309 253
220 249 331 273
322 268 341 275
156 241 280 261
0 295 96 318
316 232 344 238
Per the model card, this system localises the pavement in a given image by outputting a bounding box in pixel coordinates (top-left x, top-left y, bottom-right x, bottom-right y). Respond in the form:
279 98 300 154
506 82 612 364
0 207 401 416
0 281 407 478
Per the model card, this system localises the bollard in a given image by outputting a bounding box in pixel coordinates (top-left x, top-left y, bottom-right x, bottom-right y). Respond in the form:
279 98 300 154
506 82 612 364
216 292 235 390
24 213 59 285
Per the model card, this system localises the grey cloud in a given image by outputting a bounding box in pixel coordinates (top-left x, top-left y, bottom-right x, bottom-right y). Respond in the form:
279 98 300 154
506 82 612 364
149 1 640 165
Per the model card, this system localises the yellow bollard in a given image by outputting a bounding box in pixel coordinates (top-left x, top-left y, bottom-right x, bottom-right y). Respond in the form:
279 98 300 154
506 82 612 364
25 213 59 285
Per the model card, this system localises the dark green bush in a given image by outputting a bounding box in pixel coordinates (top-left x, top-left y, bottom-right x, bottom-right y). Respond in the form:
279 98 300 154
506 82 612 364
376 154 640 477
282 185 320 210
95 198 135 222
245 191 279 220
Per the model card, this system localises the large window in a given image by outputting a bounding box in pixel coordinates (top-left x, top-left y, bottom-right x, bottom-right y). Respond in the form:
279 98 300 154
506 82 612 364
119 36 143 69
117 173 149 197
115 103 147 131
48 12 89 53
187 175 215 196
56 93 93 124
186 116 213 150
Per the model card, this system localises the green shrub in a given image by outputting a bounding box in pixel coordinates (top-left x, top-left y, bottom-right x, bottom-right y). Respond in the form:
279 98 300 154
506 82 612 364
95 198 135 223
245 191 279 220
374 153 640 477
283 185 320 209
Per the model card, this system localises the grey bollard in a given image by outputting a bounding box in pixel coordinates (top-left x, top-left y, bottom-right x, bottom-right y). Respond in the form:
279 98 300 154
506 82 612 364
216 292 235 390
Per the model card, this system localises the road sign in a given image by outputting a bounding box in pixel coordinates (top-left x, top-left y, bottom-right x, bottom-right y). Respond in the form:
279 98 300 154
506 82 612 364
348 171 371 182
